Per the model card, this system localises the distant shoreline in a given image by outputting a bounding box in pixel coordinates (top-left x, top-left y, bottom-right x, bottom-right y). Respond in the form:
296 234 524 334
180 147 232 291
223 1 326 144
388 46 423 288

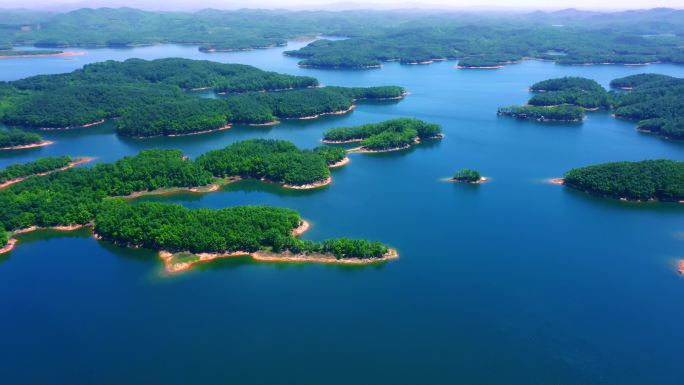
0 140 54 151
0 51 85 59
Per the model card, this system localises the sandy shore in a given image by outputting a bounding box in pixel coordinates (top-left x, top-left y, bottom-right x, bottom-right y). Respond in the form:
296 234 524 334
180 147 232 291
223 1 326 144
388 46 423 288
0 239 18 255
547 178 565 185
124 177 239 199
320 138 363 144
0 140 54 151
292 105 356 120
248 121 280 127
159 248 399 274
41 119 105 131
678 260 684 275
0 157 95 190
282 176 332 190
166 124 231 137
0 51 85 59
292 220 310 236
328 156 351 168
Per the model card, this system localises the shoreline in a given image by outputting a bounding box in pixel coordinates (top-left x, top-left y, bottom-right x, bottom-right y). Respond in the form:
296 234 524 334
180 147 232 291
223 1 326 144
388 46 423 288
448 176 489 184
290 105 356 120
248 120 280 127
41 119 105 131
547 178 565 185
0 140 54 151
124 177 240 199
321 138 363 144
678 260 684 275
3 223 91 254
292 220 310 236
328 156 351 168
159 247 399 274
560 180 678 203
0 51 84 59
456 65 504 69
346 134 443 154
167 124 231 137
282 176 332 190
0 157 95 190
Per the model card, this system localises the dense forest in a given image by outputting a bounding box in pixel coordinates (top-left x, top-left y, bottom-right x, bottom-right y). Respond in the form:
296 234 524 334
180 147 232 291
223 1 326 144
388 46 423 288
0 139 344 232
0 128 43 148
197 139 332 186
323 118 442 151
0 8 683 68
610 74 684 139
563 160 684 201
0 156 71 183
452 169 482 183
497 105 585 122
528 77 612 109
0 58 405 135
95 200 389 259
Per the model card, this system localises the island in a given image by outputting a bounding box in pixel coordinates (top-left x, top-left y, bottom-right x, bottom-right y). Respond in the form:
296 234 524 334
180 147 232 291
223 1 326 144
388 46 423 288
94 200 397 273
0 58 406 137
322 118 443 153
0 144 398 267
498 77 612 122
456 56 514 69
449 169 486 184
0 156 94 189
610 74 684 140
0 129 52 150
0 139 386 253
561 160 684 202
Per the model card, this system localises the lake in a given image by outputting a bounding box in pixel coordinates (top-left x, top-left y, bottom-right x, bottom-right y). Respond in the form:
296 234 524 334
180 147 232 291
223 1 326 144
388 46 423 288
1 41 683 385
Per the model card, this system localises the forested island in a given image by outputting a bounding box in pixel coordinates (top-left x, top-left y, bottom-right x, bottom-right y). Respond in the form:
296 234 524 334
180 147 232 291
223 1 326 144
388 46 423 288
0 128 51 150
610 74 684 139
95 200 396 273
499 74 684 139
322 118 442 152
562 160 684 202
0 58 405 136
1 8 683 69
498 77 611 122
0 142 396 266
0 156 76 188
450 169 485 183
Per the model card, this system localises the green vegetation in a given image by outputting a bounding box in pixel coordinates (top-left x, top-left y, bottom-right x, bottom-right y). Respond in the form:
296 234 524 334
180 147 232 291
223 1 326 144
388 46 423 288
0 226 7 248
0 58 403 136
0 156 71 183
611 74 684 139
457 57 509 68
609 74 673 89
0 139 345 233
95 200 389 259
2 8 683 68
0 50 63 56
452 169 482 183
313 146 347 166
0 129 43 148
564 160 684 201
323 118 442 151
197 139 330 186
497 105 585 122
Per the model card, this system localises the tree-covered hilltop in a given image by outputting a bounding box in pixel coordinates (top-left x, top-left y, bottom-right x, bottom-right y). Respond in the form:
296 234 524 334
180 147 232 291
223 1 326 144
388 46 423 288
610 74 684 139
563 160 684 201
0 129 43 148
0 156 72 183
313 146 347 166
0 140 346 232
324 118 442 152
498 77 610 122
197 139 332 186
95 200 390 259
0 58 405 136
527 77 612 109
609 74 674 89
452 169 482 183
2 7 684 66
497 105 585 122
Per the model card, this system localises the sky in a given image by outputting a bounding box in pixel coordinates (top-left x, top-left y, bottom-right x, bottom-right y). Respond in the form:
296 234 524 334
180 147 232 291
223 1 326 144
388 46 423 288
2 0 684 11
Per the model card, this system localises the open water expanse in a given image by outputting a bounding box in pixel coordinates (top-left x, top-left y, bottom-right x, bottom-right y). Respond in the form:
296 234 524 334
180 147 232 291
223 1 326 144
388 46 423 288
1 41 683 385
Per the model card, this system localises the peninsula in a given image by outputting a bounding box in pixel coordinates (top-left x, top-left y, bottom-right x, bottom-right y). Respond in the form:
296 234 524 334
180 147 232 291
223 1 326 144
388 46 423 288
0 129 52 150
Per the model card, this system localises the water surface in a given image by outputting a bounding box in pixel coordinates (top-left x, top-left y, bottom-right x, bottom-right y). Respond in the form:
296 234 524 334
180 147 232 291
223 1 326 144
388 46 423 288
1 42 683 385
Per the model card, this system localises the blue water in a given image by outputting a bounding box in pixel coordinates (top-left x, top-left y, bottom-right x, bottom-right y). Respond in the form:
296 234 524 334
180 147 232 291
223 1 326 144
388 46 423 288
0 42 683 385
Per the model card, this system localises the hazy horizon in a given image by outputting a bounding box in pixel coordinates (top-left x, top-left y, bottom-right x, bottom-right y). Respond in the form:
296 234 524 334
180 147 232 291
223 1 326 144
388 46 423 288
1 0 683 12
